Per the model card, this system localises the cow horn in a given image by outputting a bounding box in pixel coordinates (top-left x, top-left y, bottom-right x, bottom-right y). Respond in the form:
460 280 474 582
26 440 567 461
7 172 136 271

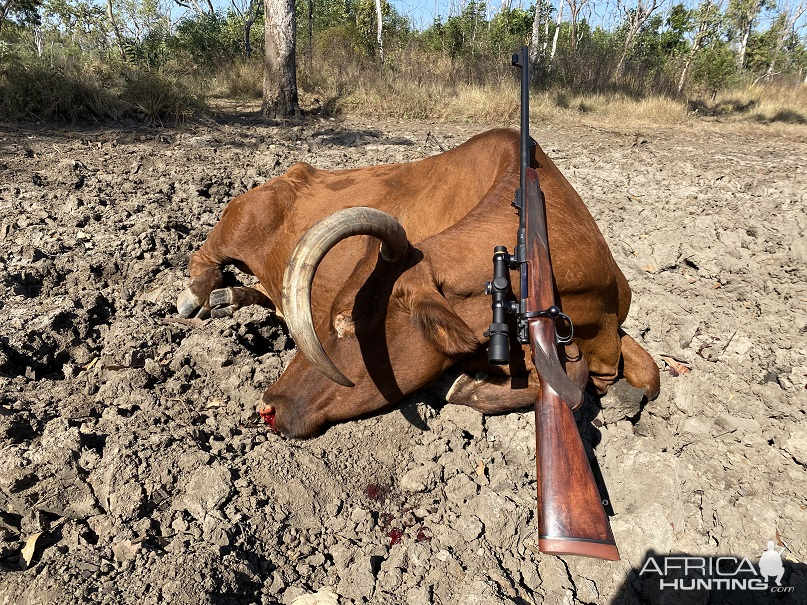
282 207 409 387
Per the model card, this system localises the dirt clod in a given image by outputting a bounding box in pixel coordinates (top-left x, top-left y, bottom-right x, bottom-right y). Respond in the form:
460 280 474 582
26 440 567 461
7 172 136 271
1 118 806 604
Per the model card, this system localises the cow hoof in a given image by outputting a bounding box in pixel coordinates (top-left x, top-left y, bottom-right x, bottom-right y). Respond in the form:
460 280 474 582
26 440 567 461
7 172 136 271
177 288 203 318
209 288 238 318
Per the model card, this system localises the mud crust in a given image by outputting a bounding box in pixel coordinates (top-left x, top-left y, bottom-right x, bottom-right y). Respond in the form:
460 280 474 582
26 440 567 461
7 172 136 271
1 117 805 604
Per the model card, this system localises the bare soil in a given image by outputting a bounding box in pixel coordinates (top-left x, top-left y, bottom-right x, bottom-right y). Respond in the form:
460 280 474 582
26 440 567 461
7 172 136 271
1 113 805 605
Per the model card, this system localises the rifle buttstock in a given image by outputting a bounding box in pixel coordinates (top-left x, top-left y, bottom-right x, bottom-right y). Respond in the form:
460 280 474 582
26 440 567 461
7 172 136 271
533 323 620 561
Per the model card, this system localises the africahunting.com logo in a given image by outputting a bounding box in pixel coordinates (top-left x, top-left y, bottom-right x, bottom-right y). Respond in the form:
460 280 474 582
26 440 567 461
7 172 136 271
639 537 797 593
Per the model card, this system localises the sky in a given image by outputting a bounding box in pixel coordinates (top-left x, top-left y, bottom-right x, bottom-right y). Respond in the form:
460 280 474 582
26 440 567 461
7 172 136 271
392 0 534 30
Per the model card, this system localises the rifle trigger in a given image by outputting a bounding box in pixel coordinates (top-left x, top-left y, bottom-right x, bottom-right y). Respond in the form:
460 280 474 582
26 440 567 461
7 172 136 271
523 307 574 344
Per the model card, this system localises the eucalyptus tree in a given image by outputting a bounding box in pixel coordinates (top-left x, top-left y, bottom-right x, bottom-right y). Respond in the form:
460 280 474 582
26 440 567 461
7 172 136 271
229 0 262 57
678 0 724 92
727 0 770 68
613 0 667 77
263 0 299 118
760 0 806 78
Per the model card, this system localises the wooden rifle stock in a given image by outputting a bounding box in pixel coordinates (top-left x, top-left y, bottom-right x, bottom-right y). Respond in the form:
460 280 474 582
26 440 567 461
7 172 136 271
523 169 619 560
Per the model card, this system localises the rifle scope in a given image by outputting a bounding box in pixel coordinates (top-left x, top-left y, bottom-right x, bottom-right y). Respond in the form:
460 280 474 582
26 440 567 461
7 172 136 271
486 246 516 365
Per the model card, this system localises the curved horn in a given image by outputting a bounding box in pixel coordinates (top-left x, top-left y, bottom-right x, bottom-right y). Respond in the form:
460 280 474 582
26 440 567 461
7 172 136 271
282 207 409 387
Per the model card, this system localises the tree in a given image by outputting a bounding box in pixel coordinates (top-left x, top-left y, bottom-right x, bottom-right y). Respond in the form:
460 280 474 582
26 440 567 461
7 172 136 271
106 0 127 60
174 0 215 17
263 0 299 118
0 0 42 35
727 0 769 69
549 0 564 64
529 0 553 69
565 0 590 50
678 0 724 92
230 0 262 57
374 0 383 61
761 0 807 78
613 0 666 78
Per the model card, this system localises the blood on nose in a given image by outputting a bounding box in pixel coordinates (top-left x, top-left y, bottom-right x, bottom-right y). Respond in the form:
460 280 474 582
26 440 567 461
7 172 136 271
259 406 279 434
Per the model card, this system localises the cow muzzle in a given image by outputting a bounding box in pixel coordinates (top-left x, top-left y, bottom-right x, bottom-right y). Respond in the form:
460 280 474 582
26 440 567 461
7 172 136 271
282 207 409 387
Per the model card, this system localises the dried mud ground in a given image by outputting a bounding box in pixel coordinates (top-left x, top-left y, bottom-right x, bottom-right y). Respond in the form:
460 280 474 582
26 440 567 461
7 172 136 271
0 114 806 605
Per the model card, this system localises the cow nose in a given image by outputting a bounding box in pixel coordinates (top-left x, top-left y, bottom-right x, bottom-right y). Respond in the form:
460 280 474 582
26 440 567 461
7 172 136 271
258 405 279 434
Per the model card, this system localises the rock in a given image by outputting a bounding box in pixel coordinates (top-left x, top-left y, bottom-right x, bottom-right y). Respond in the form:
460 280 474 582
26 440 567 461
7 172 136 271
399 462 440 493
455 514 483 543
599 380 646 424
455 578 510 605
444 473 478 506
440 404 485 439
336 556 375 601
108 480 144 521
290 588 339 605
405 586 431 605
175 464 232 521
783 429 807 465
112 539 141 562
468 488 527 550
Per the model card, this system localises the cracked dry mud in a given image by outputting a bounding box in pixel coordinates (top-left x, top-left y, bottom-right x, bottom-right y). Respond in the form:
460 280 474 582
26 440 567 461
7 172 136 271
1 115 805 605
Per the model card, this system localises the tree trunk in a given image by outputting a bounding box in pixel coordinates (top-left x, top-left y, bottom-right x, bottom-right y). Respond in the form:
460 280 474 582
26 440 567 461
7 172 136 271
375 0 384 63
530 0 542 68
614 21 641 78
263 0 299 119
613 0 661 79
678 22 708 93
308 0 313 72
566 0 586 51
549 0 564 64
763 1 807 79
106 0 127 62
736 19 752 69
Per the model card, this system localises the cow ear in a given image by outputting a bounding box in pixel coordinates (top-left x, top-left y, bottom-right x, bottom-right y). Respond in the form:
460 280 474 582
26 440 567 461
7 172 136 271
412 295 479 357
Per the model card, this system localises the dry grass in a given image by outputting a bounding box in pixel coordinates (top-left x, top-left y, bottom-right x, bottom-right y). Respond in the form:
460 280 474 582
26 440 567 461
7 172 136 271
0 57 205 123
293 50 807 130
212 59 263 100
3 47 804 130
686 82 807 125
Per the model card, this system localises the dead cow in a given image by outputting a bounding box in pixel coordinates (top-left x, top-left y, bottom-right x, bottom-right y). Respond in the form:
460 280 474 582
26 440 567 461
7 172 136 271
178 129 660 438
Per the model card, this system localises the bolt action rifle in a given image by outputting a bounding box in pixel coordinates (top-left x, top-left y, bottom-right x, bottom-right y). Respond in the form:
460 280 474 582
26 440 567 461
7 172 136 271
485 46 619 560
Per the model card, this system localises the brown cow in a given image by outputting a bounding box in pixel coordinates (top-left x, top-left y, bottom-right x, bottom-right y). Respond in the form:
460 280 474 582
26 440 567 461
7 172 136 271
178 128 660 438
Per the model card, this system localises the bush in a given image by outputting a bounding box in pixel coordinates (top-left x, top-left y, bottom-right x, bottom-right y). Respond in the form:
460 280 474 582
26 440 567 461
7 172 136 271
0 56 205 124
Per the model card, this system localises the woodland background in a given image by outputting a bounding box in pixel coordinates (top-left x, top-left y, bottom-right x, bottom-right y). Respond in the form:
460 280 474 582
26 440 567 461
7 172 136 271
0 0 805 124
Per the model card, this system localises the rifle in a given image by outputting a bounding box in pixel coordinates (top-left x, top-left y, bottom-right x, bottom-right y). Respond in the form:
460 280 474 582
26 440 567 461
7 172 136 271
485 46 619 560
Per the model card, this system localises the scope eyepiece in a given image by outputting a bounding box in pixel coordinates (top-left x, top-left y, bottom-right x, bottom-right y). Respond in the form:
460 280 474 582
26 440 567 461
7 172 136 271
487 322 510 365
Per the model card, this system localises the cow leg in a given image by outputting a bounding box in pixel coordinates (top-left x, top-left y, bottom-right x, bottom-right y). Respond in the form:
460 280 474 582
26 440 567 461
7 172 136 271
440 371 538 413
178 238 277 319
619 330 660 400
437 346 588 414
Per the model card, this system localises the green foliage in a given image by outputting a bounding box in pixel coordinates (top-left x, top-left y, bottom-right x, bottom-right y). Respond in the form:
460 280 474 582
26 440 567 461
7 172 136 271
170 13 232 65
690 40 738 95
295 0 410 60
2 0 806 124
1 0 43 31
419 1 532 60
